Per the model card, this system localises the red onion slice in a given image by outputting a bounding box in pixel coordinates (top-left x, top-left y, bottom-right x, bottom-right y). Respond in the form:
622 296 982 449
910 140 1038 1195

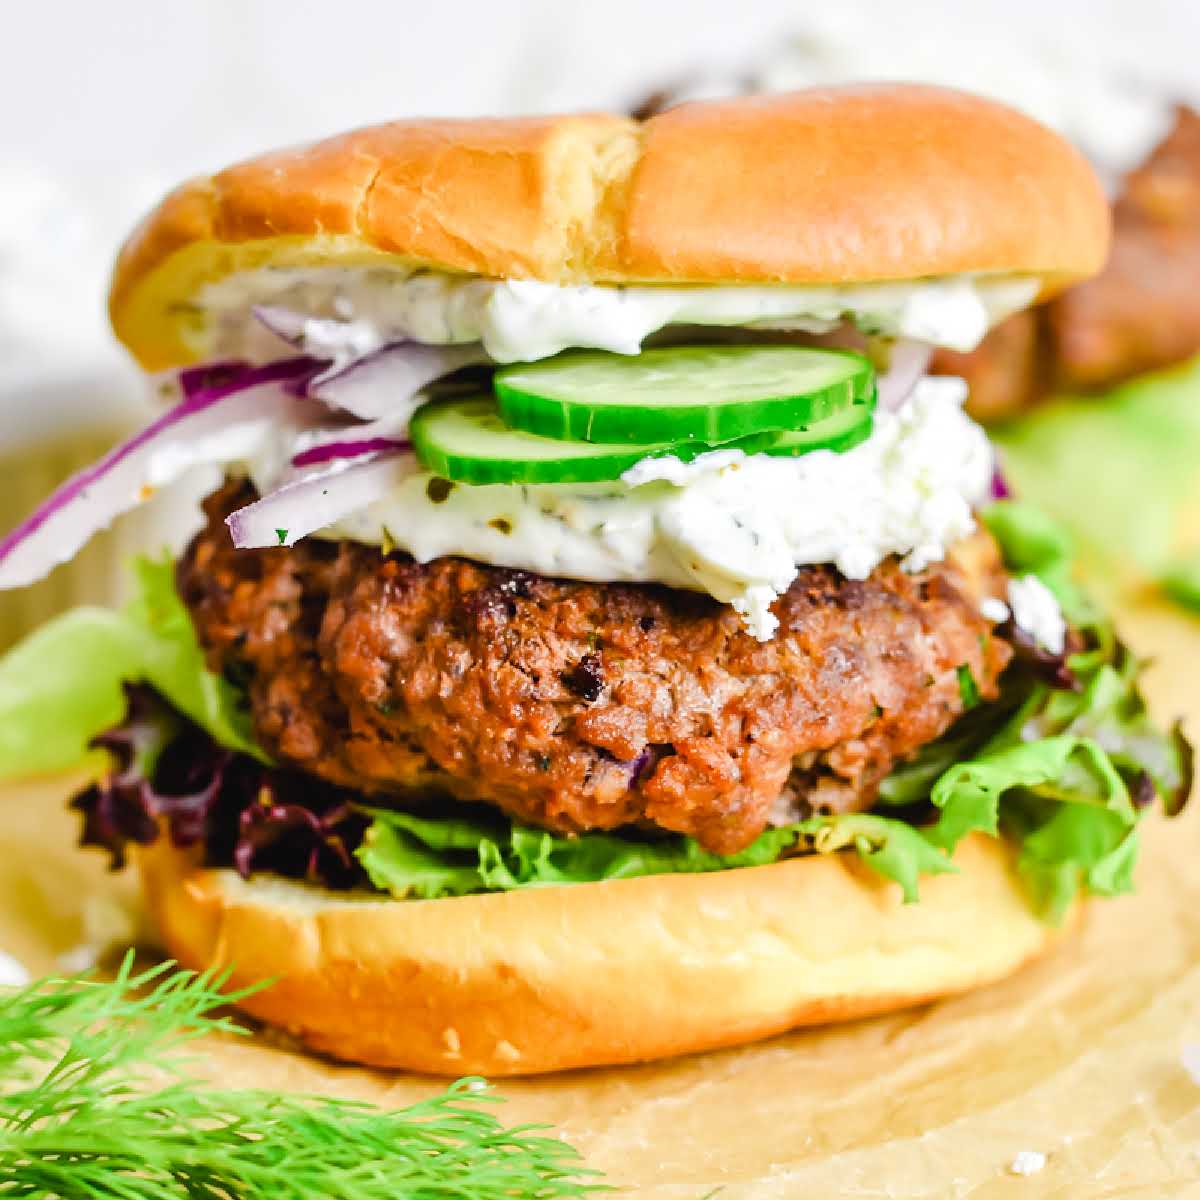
991 459 1013 500
290 407 413 468
876 341 933 411
178 360 250 399
226 454 413 549
0 359 320 590
310 342 490 419
292 437 411 468
231 318 491 419
176 356 327 403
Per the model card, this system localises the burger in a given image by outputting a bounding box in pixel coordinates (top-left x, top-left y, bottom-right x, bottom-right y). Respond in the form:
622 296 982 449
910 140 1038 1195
0 85 1190 1076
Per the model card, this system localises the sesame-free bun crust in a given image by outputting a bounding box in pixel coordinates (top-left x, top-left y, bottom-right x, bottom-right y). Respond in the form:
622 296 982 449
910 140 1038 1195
137 834 1073 1076
111 85 1110 370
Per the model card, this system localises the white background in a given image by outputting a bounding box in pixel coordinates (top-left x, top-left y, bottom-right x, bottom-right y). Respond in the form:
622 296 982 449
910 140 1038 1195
5 0 1197 178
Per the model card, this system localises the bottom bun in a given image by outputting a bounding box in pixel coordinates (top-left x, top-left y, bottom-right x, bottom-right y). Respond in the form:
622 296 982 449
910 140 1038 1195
137 835 1074 1076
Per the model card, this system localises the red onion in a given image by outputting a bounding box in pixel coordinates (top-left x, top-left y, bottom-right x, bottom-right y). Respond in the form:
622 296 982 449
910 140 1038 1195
226 454 412 550
0 359 320 590
310 342 489 419
253 309 491 418
991 461 1013 500
292 437 411 468
178 356 326 400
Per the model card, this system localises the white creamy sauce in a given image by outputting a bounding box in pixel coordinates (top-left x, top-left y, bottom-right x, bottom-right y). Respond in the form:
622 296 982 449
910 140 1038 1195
245 376 993 640
203 267 1040 364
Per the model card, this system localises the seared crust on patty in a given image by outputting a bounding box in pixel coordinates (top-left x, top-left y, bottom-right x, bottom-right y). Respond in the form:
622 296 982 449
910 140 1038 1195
179 482 1012 854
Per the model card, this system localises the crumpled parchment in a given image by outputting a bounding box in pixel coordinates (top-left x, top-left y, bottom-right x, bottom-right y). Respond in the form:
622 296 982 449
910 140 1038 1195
2 600 1199 1198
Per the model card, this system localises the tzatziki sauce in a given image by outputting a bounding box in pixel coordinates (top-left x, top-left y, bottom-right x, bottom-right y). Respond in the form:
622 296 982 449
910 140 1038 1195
243 376 993 640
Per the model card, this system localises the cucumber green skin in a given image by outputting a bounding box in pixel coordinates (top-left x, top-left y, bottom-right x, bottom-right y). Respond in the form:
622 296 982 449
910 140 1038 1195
411 399 779 485
494 347 875 445
765 390 877 457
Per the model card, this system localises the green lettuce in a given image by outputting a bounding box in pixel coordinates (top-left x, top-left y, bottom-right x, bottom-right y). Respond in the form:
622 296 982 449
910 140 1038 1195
1004 796 1140 922
1162 551 1200 614
995 354 1200 602
878 500 1189 917
0 557 262 777
357 807 954 905
927 737 1140 922
2 500 1186 923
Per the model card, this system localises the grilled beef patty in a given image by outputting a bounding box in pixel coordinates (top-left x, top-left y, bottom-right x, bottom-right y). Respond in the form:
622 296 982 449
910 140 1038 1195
178 482 1012 854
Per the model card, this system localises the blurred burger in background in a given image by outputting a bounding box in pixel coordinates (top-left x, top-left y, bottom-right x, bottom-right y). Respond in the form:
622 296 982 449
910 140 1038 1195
633 17 1200 423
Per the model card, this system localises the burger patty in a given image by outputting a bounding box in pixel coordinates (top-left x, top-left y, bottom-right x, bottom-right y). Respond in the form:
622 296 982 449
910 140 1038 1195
178 482 1013 854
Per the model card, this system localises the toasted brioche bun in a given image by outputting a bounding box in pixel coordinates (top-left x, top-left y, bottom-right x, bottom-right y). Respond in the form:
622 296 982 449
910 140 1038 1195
111 85 1110 370
138 834 1074 1076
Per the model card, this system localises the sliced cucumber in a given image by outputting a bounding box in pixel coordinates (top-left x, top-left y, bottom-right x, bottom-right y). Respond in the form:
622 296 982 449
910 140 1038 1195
410 395 777 485
765 390 876 457
494 346 874 445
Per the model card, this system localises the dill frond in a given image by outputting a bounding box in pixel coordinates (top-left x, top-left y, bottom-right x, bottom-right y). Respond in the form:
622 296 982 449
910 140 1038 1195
0 954 605 1199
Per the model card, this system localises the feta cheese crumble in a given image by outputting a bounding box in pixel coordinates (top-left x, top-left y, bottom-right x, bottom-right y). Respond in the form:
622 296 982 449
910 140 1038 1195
980 596 1011 624
1007 575 1067 655
1008 1150 1047 1176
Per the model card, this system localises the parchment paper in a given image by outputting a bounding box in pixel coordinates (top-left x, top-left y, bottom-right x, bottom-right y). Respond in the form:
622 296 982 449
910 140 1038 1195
3 601 1199 1197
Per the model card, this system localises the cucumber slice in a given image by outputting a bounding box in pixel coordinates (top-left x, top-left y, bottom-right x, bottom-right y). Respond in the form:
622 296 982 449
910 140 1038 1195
411 394 777 485
494 346 874 445
765 390 877 457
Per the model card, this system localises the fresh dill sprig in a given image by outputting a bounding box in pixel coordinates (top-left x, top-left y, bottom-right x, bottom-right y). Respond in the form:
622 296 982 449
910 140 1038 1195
0 954 606 1198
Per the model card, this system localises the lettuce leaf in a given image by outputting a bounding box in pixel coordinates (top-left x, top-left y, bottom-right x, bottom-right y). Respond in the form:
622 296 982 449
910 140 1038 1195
994 355 1200 604
902 501 1190 917
1003 796 1139 922
0 557 262 777
924 736 1142 923
357 807 955 904
11 496 1185 924
876 645 1187 921
926 736 1134 848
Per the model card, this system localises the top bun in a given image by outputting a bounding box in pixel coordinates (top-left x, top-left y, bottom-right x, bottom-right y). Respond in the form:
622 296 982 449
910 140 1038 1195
110 84 1110 370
